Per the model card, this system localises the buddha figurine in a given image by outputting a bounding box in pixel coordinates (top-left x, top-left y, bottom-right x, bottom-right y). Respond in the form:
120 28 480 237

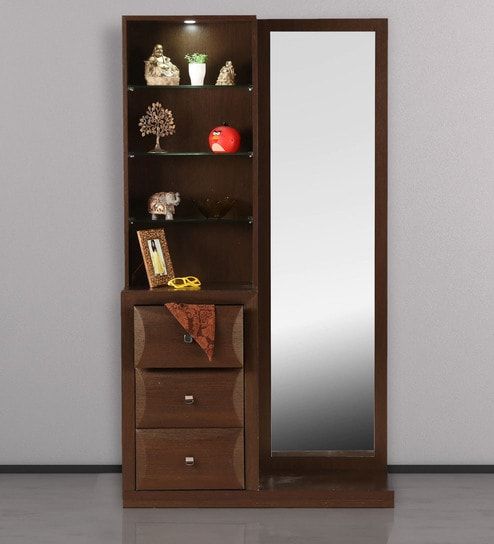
215 60 236 86
144 44 180 86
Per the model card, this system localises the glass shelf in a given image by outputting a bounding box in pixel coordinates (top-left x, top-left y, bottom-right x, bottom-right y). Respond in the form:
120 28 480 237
129 216 254 226
128 151 253 158
128 84 253 91
125 283 255 293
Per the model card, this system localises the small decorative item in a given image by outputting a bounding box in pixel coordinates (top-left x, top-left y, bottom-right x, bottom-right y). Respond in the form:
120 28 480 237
168 276 202 289
137 229 175 288
208 123 241 153
148 191 181 220
194 196 236 219
216 61 236 85
184 52 208 85
144 44 180 86
139 102 176 152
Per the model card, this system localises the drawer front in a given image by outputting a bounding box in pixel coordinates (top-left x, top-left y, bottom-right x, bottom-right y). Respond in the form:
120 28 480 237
136 428 244 490
136 369 244 428
134 305 243 368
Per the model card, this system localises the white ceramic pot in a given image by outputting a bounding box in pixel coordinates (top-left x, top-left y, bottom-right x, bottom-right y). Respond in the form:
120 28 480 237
188 63 206 85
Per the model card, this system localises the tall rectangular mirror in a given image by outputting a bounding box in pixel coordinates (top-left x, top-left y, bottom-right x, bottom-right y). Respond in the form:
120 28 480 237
269 29 379 456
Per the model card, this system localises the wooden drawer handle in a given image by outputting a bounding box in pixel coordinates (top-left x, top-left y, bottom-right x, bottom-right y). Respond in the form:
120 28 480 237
183 334 193 344
184 395 194 405
185 456 195 467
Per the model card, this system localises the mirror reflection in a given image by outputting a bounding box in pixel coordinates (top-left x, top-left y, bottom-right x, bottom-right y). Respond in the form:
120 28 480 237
270 31 376 453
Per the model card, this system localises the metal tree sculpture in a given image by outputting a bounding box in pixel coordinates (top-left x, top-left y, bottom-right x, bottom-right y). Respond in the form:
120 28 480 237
138 102 176 152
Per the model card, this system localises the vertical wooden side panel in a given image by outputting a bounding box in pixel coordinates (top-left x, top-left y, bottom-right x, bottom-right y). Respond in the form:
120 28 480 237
374 19 388 468
251 18 260 289
122 17 130 289
257 20 272 473
122 17 135 495
121 293 136 492
245 17 260 490
243 293 260 490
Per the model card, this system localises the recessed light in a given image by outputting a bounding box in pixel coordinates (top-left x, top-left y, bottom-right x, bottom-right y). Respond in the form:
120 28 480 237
184 20 196 24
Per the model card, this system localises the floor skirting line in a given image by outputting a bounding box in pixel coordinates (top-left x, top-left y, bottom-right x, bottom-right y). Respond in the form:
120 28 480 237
1 465 494 473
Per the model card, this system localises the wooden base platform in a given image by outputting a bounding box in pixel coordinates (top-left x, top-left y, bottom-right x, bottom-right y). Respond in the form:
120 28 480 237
123 472 394 508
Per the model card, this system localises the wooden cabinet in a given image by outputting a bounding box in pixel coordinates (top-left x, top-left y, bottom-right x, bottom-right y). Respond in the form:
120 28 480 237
121 14 257 500
121 15 392 508
132 302 245 491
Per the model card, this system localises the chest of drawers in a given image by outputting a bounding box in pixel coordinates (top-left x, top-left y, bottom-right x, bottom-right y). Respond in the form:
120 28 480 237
131 303 246 491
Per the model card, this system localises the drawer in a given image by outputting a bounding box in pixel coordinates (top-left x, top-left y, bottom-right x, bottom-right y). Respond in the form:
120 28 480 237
136 428 244 490
136 369 244 428
134 305 243 368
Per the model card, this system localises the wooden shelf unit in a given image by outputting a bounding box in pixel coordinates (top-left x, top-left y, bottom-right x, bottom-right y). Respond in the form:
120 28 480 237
122 15 261 502
123 15 258 291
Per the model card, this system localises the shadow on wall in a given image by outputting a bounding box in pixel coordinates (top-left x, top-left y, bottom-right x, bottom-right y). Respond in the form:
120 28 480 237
103 23 125 266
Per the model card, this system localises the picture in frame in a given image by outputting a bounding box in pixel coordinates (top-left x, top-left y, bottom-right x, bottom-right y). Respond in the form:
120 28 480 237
137 228 175 288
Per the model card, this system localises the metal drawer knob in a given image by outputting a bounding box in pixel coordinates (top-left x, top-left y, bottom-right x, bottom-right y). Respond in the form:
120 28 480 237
185 456 195 467
183 334 193 344
184 395 194 405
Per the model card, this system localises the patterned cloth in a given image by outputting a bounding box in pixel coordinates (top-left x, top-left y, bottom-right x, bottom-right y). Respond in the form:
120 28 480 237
165 303 215 361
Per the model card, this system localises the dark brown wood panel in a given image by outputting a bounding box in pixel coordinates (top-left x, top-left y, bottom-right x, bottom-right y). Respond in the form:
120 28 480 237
257 19 271 476
121 292 136 492
134 304 243 368
136 428 245 490
374 20 389 468
124 490 393 508
136 368 244 428
125 470 393 507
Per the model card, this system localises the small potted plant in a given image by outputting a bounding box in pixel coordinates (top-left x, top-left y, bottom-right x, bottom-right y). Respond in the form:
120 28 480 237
185 52 208 85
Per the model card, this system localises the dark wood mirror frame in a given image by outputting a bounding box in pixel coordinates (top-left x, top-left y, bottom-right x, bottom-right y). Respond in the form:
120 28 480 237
258 18 388 474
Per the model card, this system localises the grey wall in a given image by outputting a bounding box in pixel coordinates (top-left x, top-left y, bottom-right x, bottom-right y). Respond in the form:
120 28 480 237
1 0 493 465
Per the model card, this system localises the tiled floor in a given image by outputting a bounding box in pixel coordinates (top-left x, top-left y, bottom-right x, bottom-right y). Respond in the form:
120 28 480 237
1 474 493 543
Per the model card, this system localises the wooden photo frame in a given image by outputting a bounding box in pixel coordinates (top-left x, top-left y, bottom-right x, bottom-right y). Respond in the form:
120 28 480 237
137 229 175 288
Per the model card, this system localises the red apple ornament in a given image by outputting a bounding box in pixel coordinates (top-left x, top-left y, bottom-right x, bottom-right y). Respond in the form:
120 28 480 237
208 123 241 153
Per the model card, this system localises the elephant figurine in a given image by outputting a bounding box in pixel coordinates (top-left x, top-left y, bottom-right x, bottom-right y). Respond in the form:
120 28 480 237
148 191 181 220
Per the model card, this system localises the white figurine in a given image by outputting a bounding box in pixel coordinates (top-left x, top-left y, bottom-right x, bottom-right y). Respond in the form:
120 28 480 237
148 191 181 220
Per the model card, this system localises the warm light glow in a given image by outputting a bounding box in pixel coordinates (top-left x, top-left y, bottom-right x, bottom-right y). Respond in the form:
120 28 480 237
184 20 196 24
